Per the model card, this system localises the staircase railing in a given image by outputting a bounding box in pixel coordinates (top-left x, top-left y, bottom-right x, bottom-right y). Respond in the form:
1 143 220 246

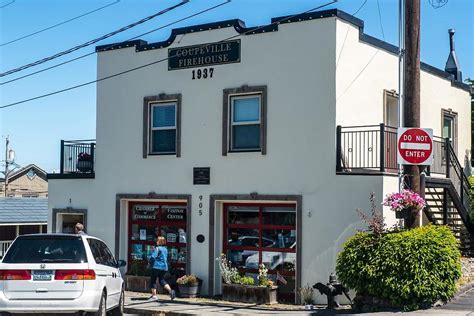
445 138 471 214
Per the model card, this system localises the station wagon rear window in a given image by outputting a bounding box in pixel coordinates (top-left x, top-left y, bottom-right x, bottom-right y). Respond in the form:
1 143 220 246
2 236 87 263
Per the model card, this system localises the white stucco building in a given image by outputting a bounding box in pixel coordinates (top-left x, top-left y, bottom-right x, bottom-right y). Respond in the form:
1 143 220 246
47 9 472 303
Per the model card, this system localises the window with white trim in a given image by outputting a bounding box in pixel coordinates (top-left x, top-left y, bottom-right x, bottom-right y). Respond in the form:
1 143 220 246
230 95 261 151
150 102 177 154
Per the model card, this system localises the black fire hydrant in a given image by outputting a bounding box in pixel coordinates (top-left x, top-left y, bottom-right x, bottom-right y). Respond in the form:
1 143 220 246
313 273 352 309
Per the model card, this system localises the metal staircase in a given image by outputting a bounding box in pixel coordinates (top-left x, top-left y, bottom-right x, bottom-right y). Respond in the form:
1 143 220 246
424 186 472 256
425 139 473 257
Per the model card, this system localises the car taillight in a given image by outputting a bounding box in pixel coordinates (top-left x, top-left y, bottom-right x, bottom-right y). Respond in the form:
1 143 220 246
55 269 95 280
0 270 31 280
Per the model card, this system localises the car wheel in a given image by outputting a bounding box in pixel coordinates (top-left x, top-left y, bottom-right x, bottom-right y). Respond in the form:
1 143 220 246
110 289 124 316
91 291 106 316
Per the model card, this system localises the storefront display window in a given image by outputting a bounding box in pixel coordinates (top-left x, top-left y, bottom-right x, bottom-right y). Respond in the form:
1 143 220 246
223 203 297 302
128 202 187 271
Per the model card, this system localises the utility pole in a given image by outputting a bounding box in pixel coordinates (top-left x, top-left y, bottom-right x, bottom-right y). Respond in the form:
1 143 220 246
403 0 421 228
3 136 9 197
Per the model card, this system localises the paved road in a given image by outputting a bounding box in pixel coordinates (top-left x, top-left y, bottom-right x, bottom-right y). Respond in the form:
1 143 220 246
438 287 474 312
124 288 474 315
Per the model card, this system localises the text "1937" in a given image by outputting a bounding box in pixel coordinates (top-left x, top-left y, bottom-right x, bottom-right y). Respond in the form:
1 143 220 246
192 68 214 80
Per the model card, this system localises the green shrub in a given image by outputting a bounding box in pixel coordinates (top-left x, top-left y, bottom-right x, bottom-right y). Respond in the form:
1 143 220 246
336 225 461 309
239 276 255 286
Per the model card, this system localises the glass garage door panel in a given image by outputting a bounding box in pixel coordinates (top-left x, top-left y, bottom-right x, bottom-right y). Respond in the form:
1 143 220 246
262 206 295 226
227 206 259 225
261 229 296 249
223 203 297 303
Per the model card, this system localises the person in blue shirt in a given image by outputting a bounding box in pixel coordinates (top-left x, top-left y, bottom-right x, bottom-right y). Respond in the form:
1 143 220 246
149 236 176 300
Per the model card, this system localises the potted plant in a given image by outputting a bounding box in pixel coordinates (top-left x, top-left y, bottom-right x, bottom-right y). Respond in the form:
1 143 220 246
176 274 201 298
300 283 314 310
217 254 278 304
125 260 150 292
383 189 426 219
77 152 93 172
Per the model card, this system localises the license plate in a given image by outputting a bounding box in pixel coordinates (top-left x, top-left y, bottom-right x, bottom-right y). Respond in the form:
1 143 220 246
32 270 53 281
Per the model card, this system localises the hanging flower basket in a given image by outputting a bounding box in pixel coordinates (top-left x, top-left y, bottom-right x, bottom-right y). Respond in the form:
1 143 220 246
383 190 425 219
395 208 413 219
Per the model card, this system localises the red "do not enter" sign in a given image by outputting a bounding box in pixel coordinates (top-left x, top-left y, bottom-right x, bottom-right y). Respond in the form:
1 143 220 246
397 128 433 165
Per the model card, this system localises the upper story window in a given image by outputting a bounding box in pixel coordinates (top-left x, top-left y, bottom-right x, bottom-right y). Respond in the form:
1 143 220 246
223 85 267 155
150 103 177 154
442 109 457 151
230 95 261 151
143 94 181 158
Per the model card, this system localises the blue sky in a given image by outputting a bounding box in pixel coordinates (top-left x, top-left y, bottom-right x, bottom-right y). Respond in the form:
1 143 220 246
0 0 473 172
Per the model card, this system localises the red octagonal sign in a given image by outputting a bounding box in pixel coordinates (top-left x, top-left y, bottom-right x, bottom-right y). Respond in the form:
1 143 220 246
397 128 433 165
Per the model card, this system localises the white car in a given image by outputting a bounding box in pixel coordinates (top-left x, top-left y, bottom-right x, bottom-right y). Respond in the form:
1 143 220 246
0 233 126 315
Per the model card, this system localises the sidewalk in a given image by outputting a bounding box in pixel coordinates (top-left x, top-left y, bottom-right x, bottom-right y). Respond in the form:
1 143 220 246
124 291 347 315
124 288 474 315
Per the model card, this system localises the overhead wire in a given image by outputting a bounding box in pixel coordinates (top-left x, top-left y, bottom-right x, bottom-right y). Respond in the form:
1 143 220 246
376 0 385 40
352 0 367 16
0 0 189 77
337 0 385 100
1 0 121 47
0 0 231 86
336 0 369 69
336 50 379 101
0 0 338 109
0 0 14 9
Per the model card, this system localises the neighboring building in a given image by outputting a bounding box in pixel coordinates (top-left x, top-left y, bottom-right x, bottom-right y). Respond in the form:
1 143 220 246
0 198 47 257
0 164 48 197
47 9 472 303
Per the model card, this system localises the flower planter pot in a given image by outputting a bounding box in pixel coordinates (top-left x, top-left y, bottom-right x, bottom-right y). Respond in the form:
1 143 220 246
125 275 149 292
178 283 200 298
77 160 93 173
125 275 168 294
222 283 278 304
395 208 415 219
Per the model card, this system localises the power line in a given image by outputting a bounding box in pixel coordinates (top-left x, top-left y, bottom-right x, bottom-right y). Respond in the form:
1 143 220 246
336 0 369 69
0 0 230 86
337 0 387 98
376 0 385 40
352 0 367 16
0 0 14 9
0 0 337 110
1 0 121 47
337 50 379 101
0 0 189 78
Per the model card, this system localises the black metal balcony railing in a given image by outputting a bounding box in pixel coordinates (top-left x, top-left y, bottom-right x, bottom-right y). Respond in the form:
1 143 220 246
336 124 398 173
336 124 452 176
57 140 96 178
336 124 471 213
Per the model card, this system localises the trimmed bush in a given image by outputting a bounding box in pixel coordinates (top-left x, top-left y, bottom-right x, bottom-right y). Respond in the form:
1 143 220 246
336 225 461 309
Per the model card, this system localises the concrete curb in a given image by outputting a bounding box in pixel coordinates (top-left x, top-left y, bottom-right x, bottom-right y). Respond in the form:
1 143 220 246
452 281 474 301
124 307 186 315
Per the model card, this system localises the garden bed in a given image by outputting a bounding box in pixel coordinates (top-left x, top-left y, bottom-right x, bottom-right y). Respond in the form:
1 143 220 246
222 283 278 304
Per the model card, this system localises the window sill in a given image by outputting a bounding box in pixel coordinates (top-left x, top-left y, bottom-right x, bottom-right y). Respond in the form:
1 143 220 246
228 149 262 153
148 152 177 156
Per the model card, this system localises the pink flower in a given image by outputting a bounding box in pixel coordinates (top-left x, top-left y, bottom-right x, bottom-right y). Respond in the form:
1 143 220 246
382 189 425 214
